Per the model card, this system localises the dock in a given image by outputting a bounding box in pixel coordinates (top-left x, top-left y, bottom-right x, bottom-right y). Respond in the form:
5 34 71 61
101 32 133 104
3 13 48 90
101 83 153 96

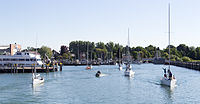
169 61 200 71
0 64 62 73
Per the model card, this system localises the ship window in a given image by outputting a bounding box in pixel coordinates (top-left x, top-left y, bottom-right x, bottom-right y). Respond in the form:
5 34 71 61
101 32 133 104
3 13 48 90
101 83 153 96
19 59 25 61
26 59 29 61
30 59 36 61
11 59 17 61
27 53 29 55
17 53 22 55
0 59 2 61
3 59 10 61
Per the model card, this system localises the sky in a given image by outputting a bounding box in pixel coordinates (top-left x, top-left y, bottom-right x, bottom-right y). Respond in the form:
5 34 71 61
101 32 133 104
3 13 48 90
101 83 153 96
0 0 200 51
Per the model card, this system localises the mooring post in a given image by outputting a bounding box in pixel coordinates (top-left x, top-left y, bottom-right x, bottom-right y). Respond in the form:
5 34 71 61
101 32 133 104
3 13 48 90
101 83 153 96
60 63 62 71
53 63 55 72
23 65 24 73
56 63 58 71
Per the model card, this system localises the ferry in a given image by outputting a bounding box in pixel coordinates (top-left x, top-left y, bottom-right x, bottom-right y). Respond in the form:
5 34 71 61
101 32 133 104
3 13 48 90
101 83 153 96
0 52 43 66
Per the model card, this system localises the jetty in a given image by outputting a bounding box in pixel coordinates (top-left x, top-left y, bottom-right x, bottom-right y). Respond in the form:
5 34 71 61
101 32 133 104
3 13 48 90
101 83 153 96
169 61 200 71
0 64 62 73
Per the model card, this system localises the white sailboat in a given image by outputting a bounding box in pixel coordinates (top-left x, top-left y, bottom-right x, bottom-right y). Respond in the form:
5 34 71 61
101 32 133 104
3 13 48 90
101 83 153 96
161 3 176 87
118 48 122 70
124 28 135 77
86 42 92 70
32 40 44 85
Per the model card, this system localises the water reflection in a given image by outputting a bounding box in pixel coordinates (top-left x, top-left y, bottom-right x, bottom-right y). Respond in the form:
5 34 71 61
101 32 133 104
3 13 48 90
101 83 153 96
161 85 176 103
32 83 44 95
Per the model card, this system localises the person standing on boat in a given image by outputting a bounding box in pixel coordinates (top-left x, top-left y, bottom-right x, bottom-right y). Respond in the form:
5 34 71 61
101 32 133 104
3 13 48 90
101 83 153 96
168 69 172 80
163 68 167 78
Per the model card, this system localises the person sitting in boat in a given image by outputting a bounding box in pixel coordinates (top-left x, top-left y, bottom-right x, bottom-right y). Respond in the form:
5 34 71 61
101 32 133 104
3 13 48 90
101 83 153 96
168 69 173 80
163 68 167 78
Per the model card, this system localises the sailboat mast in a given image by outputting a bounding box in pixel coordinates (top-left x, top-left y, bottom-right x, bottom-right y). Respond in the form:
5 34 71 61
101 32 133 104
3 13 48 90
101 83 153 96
127 28 130 63
168 3 171 70
128 28 130 48
87 42 88 65
34 35 38 74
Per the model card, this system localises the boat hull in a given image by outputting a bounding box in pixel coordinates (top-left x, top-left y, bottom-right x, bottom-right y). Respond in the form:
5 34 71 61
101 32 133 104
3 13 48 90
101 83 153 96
124 70 135 77
161 77 176 87
32 78 44 85
32 74 44 85
119 66 122 70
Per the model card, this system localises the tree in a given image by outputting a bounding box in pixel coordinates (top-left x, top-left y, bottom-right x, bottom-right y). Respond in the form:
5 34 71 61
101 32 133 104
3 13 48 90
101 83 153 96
60 45 69 55
177 44 189 57
188 46 197 60
38 46 53 59
182 56 191 62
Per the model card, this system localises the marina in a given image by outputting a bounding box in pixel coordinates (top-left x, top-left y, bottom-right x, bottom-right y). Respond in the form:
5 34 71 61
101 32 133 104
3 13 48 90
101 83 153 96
1 64 200 104
0 0 200 103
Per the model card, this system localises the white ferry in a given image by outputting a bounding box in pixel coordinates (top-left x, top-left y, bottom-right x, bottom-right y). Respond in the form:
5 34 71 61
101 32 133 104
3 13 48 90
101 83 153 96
0 52 43 66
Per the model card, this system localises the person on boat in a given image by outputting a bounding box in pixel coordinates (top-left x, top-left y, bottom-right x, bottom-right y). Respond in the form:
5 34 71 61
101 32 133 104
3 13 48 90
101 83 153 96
163 68 167 78
168 69 172 80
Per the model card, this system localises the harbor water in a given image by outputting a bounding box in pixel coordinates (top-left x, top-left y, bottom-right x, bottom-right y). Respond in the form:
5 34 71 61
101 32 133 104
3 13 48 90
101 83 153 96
1 64 200 104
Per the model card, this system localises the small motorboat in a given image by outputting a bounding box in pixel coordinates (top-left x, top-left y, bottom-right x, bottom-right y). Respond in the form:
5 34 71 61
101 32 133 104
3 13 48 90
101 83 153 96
96 71 101 77
32 73 44 85
86 65 92 70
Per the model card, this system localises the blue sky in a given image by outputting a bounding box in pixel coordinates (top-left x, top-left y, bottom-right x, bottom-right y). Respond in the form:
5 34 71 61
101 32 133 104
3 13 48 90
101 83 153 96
0 0 200 51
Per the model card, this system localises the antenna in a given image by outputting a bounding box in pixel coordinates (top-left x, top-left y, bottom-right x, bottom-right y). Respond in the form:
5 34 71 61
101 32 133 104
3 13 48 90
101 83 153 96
168 3 171 70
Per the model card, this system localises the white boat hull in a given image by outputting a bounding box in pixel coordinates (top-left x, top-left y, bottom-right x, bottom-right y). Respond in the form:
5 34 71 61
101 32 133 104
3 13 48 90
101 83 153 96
119 66 122 70
32 78 44 85
124 70 135 77
161 77 176 87
32 74 44 85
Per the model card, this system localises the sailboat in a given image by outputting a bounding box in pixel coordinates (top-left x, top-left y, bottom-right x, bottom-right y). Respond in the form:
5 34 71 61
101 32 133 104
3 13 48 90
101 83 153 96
118 48 123 70
124 28 135 77
160 3 176 87
32 42 44 85
86 43 92 70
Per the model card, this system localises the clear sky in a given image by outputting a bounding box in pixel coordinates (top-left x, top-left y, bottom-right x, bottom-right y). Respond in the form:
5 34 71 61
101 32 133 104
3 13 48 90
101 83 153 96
0 0 200 51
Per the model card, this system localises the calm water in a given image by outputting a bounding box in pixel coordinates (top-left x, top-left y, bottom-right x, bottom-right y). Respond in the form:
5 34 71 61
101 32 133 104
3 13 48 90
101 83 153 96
0 64 200 104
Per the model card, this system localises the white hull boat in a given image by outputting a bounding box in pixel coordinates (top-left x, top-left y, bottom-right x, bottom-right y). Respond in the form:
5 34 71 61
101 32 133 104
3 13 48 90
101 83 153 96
124 69 135 77
32 73 44 85
119 66 122 70
161 77 176 87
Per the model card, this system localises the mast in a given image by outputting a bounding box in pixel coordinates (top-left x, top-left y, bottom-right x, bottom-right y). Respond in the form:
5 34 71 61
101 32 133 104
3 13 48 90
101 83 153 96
168 3 171 70
127 28 130 64
86 42 88 65
34 35 38 74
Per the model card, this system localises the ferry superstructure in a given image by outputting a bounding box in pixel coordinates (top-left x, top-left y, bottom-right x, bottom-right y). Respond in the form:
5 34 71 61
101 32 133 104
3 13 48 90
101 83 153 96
0 52 43 66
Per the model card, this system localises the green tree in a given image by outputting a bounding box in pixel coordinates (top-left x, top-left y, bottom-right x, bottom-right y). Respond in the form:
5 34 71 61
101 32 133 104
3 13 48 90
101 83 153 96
182 56 191 62
38 46 53 59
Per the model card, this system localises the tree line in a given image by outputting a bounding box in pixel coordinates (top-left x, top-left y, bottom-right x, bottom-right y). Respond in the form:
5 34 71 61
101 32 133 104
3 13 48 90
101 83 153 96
24 41 200 62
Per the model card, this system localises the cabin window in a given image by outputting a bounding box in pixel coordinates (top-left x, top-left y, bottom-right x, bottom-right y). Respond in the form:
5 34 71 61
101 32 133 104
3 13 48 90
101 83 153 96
3 59 10 61
17 53 22 55
30 59 36 61
26 59 30 61
0 59 2 61
11 59 17 61
27 53 29 55
19 59 25 61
